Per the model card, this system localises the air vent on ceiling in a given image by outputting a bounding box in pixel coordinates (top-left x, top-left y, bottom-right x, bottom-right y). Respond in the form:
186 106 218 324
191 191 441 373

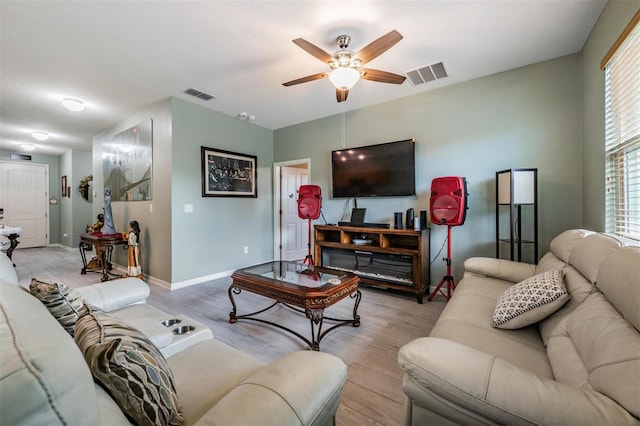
184 87 215 101
406 62 448 87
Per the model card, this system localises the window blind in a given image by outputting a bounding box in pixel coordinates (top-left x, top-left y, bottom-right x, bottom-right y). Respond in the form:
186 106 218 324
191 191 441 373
604 19 640 240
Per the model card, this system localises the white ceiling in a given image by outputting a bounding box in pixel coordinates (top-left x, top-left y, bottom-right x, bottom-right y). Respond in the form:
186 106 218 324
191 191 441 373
0 0 607 156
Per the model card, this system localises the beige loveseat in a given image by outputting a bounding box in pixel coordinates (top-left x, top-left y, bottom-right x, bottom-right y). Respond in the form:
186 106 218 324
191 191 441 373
0 252 347 425
398 229 640 425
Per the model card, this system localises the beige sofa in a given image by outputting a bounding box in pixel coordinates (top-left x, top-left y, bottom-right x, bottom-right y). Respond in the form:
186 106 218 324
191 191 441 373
0 252 347 425
398 229 640 425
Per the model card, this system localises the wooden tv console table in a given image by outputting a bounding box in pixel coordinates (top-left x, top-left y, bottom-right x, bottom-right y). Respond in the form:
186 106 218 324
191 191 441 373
314 225 430 303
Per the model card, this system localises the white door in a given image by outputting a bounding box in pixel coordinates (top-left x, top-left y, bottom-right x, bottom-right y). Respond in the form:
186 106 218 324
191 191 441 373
281 166 309 261
0 161 48 248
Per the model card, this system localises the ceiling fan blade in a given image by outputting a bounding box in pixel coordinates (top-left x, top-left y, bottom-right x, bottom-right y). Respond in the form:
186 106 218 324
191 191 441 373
360 68 406 84
292 38 334 64
283 72 328 87
336 88 349 102
355 30 403 65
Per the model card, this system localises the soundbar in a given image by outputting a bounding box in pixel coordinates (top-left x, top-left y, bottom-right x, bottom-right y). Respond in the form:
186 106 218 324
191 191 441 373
337 221 390 229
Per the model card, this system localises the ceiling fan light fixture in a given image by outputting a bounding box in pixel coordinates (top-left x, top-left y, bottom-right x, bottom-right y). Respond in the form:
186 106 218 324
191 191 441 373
62 97 85 112
329 67 360 90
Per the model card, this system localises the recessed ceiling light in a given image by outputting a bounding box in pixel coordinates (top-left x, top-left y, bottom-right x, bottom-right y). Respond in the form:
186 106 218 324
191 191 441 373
21 144 36 151
62 97 85 112
32 131 49 141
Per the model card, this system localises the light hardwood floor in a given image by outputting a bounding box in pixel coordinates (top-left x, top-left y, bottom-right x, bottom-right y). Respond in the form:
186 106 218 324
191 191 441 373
10 246 446 426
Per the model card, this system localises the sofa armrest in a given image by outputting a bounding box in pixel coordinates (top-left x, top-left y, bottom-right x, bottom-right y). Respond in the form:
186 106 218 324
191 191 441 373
194 351 347 426
398 337 637 425
75 277 149 312
463 257 536 283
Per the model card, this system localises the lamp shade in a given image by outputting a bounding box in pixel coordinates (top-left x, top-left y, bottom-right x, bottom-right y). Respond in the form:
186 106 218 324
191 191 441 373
328 67 360 90
497 169 536 204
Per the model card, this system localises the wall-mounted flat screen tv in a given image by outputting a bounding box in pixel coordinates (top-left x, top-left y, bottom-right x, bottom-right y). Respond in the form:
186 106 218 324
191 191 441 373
331 138 416 198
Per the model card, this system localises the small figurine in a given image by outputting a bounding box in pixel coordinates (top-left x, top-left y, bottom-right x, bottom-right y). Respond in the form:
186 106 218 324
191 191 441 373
123 220 142 278
101 187 117 235
85 213 105 270
87 213 104 234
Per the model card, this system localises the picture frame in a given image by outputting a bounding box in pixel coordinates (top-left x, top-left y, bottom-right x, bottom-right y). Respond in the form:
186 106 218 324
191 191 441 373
61 175 67 197
201 146 257 197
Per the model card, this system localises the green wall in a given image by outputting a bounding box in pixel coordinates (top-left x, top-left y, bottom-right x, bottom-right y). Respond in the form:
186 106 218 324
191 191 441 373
274 54 583 283
170 97 274 284
581 1 640 231
92 97 274 286
93 99 174 284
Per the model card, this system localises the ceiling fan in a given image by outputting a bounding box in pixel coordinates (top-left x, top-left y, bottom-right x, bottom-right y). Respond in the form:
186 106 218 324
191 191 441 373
283 30 407 102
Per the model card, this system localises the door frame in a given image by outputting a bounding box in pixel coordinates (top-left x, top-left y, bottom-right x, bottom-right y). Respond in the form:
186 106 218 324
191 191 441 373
273 158 310 261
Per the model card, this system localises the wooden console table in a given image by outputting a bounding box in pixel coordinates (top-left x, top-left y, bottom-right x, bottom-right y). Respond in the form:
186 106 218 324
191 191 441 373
314 225 430 303
79 233 126 281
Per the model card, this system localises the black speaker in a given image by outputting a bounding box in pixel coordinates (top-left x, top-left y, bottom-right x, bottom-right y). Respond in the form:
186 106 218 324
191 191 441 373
405 208 414 229
394 212 403 229
420 210 427 230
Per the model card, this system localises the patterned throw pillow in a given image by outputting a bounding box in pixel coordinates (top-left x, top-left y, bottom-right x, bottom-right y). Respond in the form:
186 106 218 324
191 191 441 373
75 307 183 426
30 278 87 336
492 269 569 329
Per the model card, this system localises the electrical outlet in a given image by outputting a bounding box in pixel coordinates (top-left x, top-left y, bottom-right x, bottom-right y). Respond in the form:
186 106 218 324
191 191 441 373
149 204 153 213
63 233 68 238
184 204 193 213
243 246 249 254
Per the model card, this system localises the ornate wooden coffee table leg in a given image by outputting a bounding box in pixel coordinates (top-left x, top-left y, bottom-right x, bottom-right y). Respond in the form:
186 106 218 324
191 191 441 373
307 289 362 351
228 285 239 323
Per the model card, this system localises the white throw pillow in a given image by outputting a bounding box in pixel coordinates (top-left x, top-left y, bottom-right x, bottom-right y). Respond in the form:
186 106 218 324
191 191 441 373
492 269 569 329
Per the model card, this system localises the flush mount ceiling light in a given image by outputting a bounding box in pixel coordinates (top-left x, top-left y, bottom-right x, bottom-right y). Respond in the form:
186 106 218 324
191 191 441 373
31 131 49 141
21 144 36 151
62 97 85 112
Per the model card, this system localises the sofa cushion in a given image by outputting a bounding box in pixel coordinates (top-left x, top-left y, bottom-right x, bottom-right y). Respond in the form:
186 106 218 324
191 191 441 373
429 276 553 379
548 229 592 263
547 291 640 419
595 246 640 330
492 270 569 329
75 307 183 426
538 265 595 345
0 280 99 425
0 252 18 285
166 338 264 424
29 278 87 336
568 233 623 283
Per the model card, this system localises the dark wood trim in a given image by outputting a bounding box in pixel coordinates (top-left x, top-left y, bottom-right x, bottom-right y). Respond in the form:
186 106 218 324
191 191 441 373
600 8 640 70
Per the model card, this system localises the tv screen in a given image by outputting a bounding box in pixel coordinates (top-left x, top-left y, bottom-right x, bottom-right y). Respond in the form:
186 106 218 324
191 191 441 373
331 139 416 198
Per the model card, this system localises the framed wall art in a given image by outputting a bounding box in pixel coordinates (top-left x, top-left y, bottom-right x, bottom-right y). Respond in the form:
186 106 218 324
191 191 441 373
102 119 153 201
201 146 257 197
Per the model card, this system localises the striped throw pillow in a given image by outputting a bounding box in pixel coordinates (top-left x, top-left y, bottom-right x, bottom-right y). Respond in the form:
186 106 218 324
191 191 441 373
30 278 87 336
75 307 183 426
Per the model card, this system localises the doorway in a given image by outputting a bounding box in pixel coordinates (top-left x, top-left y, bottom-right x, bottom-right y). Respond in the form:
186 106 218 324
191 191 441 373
273 159 310 261
0 161 49 248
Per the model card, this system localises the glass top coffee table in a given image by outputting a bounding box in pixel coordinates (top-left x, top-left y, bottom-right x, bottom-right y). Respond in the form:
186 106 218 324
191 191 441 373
229 261 361 351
